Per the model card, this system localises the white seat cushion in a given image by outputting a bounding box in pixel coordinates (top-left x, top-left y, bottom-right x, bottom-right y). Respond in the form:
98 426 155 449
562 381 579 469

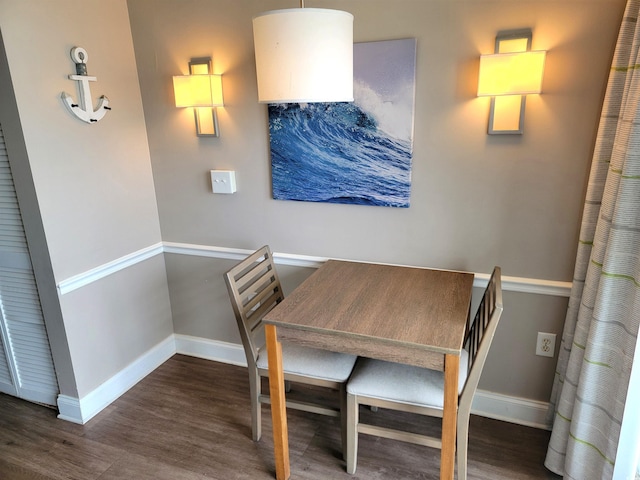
346 349 469 409
257 343 357 382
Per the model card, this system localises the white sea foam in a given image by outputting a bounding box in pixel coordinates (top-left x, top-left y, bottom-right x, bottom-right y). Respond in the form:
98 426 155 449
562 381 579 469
354 80 414 143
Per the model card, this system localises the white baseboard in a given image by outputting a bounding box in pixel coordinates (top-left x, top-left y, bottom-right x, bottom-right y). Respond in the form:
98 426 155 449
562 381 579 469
472 390 551 430
174 334 247 367
56 334 551 430
56 335 176 424
56 394 83 424
174 335 551 430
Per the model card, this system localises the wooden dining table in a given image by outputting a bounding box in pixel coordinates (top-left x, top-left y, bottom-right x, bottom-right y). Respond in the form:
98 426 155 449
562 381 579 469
263 259 475 480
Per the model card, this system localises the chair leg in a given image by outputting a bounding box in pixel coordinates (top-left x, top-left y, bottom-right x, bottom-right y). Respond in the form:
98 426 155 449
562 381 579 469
340 383 348 460
346 393 358 474
249 369 262 441
456 411 471 480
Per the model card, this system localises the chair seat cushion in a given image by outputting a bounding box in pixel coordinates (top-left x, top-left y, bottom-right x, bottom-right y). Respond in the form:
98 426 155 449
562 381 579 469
257 344 357 382
346 349 469 409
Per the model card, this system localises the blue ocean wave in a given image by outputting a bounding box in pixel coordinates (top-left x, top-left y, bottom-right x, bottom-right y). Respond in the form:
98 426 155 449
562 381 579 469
268 102 412 208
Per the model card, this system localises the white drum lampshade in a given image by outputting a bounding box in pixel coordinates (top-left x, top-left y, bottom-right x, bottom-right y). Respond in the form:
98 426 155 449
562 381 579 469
252 8 354 103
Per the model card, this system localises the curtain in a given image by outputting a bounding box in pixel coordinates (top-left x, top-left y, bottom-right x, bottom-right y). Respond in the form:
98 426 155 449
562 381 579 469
545 1 640 478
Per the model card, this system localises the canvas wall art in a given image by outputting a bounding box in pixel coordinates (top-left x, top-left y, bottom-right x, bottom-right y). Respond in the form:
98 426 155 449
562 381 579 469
268 38 417 208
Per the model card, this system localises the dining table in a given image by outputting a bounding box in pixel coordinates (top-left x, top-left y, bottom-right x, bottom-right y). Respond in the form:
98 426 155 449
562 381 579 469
263 259 475 480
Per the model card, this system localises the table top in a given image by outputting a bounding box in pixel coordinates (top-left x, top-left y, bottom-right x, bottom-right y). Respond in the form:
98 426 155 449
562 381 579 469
264 260 474 370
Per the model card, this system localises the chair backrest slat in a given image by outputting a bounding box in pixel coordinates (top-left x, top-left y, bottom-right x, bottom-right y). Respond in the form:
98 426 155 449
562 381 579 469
459 267 503 409
224 246 284 364
246 290 282 333
242 270 280 315
235 258 271 292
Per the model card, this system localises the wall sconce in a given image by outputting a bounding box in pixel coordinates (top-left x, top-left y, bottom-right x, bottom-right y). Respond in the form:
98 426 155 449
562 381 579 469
477 30 546 134
173 57 224 137
252 3 353 103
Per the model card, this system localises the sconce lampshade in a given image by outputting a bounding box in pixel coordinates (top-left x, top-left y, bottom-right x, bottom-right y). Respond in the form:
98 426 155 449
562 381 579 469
477 51 546 96
173 74 224 107
252 8 354 103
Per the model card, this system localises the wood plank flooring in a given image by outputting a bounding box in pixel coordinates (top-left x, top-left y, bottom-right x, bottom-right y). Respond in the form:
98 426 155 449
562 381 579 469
0 354 561 479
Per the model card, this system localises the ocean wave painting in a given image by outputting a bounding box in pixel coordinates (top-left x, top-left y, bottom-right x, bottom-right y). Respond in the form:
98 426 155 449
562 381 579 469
269 38 417 208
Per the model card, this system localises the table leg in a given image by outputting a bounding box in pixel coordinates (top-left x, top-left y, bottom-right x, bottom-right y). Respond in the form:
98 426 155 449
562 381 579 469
265 324 291 480
441 354 460 480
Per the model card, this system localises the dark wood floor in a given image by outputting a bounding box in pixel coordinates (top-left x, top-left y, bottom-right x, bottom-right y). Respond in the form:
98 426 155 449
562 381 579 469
0 354 561 479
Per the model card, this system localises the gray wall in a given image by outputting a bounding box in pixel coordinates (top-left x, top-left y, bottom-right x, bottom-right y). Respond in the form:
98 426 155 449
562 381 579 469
128 0 622 277
0 0 173 399
128 0 625 403
0 0 626 410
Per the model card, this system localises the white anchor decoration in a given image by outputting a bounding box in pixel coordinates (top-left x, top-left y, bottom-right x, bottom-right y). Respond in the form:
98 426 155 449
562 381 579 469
61 47 110 123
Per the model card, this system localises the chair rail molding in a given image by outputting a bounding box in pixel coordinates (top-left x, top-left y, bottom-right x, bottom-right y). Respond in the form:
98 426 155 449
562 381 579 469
56 241 572 298
57 242 164 295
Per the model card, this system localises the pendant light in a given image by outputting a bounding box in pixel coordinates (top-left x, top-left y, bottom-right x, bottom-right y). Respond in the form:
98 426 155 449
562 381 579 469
252 2 354 103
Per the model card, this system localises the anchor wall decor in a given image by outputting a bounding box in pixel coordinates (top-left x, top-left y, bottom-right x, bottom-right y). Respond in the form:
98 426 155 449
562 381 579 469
61 47 111 123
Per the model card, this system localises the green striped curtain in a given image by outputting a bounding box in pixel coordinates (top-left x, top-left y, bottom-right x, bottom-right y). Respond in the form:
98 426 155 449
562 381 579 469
545 1 640 478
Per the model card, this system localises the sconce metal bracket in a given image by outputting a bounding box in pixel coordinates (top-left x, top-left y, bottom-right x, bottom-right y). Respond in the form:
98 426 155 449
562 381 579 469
488 29 532 135
189 57 220 137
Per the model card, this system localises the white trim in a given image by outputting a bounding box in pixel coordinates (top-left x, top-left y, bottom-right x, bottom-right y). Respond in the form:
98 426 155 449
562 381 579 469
57 242 164 295
272 251 327 269
472 272 572 298
56 335 176 424
55 334 552 430
165 243 571 297
163 242 329 269
471 390 552 430
56 394 83 424
163 242 256 261
172 335 552 430
174 334 247 367
56 242 572 297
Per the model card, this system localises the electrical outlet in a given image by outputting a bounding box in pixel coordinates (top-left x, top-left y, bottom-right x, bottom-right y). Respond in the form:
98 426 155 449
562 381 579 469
536 332 556 357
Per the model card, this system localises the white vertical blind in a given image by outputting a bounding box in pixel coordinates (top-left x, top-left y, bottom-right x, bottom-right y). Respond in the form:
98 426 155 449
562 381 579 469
0 124 57 406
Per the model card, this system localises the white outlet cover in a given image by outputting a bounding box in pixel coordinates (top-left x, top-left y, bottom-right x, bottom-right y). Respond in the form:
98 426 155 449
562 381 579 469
536 332 556 358
211 170 236 194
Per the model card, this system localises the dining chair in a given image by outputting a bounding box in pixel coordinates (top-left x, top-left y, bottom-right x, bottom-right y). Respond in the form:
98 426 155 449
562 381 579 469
345 266 503 478
224 245 358 450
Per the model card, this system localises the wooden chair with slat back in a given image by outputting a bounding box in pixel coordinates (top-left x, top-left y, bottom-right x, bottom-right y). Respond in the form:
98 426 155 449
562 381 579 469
224 246 358 452
345 267 503 479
